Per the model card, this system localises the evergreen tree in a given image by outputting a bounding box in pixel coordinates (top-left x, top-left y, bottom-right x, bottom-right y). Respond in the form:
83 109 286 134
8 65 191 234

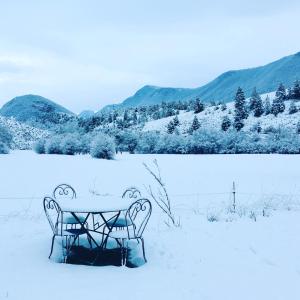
166 120 175 134
233 117 244 131
297 121 300 134
275 83 286 100
152 111 160 120
164 105 175 117
234 87 248 120
221 103 227 111
108 113 113 123
249 87 259 111
173 115 180 127
112 110 118 122
122 109 130 128
116 119 124 129
189 115 200 133
123 109 129 122
292 80 300 99
254 95 264 117
289 100 297 114
193 98 205 114
221 116 231 131
132 111 138 125
264 96 271 115
287 87 293 99
249 87 264 117
271 97 285 116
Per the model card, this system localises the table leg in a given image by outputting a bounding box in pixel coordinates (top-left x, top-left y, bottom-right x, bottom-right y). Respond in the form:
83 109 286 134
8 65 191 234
70 212 100 248
98 211 121 248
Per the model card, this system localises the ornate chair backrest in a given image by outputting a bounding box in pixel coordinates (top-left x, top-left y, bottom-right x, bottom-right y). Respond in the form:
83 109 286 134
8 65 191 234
53 184 76 200
125 199 152 239
122 187 141 200
43 197 62 235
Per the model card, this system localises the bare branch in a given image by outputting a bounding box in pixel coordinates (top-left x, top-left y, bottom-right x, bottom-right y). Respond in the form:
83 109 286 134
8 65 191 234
143 160 177 226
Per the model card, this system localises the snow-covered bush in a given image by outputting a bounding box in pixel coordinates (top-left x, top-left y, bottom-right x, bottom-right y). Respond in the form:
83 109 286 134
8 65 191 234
90 134 115 159
45 136 63 154
155 134 188 154
189 129 222 154
36 132 94 155
33 139 46 154
0 142 9 154
119 131 139 153
60 134 80 155
77 133 93 154
136 131 160 153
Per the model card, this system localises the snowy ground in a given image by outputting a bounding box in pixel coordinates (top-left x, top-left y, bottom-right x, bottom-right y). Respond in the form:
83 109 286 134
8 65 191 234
1 151 300 300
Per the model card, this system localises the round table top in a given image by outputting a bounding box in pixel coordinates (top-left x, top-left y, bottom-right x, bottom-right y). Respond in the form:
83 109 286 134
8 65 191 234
57 195 134 213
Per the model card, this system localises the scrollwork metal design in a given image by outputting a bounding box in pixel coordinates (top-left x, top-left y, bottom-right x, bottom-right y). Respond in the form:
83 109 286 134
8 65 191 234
43 196 61 235
125 198 152 238
122 187 141 200
53 184 76 200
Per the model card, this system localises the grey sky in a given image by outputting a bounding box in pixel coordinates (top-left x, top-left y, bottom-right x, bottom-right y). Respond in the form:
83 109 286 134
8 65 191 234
0 0 299 113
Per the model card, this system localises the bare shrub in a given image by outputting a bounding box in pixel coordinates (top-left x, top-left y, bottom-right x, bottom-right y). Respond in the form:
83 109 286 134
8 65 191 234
143 159 179 227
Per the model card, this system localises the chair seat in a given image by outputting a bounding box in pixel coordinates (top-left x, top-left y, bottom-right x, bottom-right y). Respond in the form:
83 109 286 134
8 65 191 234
106 217 133 227
62 228 87 236
109 229 135 239
60 213 86 224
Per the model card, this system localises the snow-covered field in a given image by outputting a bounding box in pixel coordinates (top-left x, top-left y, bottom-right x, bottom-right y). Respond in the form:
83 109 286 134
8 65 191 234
1 151 300 300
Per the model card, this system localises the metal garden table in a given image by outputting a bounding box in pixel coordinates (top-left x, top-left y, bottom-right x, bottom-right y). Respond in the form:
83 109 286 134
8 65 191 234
57 196 133 249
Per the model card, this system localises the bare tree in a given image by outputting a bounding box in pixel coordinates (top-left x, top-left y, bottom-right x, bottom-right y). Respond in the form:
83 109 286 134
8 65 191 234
143 159 179 226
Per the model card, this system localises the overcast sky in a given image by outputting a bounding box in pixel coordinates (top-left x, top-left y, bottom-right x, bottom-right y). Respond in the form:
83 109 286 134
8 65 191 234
0 0 300 113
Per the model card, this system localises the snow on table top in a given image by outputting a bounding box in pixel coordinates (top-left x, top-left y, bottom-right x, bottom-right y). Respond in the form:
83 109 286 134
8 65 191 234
57 195 134 213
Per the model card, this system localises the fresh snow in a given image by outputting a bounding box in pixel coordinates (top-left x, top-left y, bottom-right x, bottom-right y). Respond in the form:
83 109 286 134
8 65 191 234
1 151 300 299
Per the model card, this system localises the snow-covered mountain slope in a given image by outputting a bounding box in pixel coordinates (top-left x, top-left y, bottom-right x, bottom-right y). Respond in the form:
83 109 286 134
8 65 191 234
0 94 74 124
102 51 300 111
143 95 299 134
0 116 50 149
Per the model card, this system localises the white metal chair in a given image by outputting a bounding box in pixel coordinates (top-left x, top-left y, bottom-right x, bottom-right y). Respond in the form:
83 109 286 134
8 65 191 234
43 197 88 262
105 187 142 228
53 184 86 225
107 198 152 265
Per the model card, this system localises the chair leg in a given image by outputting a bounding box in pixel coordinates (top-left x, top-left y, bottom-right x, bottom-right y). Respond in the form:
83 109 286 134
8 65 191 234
123 239 128 266
120 239 128 266
140 238 147 263
49 235 56 259
120 239 124 266
64 235 76 263
62 236 67 263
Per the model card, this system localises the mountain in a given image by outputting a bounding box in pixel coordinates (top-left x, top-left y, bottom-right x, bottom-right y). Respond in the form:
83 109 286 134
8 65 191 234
0 94 74 123
78 110 95 119
102 51 300 111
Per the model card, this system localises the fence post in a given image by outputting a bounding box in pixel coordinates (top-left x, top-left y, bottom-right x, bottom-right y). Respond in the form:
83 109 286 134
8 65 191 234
232 181 236 212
